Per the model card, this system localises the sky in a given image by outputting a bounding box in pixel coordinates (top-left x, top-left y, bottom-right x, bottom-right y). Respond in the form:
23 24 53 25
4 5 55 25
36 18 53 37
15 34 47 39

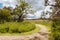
0 0 45 10
25 0 45 10
0 0 55 19
0 0 18 8
0 3 3 8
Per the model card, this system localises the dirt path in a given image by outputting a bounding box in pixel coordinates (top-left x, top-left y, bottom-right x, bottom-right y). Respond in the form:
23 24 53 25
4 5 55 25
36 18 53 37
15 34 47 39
35 24 50 40
0 24 50 40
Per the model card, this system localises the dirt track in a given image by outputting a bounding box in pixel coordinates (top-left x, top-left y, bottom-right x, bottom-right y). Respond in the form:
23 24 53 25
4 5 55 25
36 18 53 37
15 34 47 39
0 24 50 40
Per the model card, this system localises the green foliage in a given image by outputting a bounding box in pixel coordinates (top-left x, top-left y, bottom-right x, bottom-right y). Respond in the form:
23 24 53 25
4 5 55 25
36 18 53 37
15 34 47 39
12 1 29 22
52 14 60 40
0 8 11 22
0 22 36 33
29 20 52 29
52 21 60 40
1 9 11 17
0 0 29 22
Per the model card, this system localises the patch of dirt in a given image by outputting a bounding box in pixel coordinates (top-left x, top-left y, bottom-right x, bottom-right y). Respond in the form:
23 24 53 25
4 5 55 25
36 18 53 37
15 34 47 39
0 24 50 40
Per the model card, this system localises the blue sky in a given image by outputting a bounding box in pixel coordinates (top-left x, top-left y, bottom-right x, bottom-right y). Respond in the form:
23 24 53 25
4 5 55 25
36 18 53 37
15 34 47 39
0 0 45 10
25 0 45 10
0 0 18 8
0 3 3 8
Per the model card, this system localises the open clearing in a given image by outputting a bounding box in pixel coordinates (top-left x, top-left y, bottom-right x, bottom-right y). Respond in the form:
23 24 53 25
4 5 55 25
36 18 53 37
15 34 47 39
0 24 50 40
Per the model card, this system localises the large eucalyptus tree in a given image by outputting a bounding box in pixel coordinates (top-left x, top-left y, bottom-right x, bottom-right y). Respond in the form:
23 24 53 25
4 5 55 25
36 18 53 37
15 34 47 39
13 0 29 22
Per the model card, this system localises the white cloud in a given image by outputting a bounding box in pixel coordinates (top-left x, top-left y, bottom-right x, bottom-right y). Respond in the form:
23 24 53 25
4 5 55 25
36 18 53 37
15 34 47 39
0 0 18 8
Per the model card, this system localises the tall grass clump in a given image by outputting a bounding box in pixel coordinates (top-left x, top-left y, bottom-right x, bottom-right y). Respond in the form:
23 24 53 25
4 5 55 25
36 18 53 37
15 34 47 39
0 22 36 33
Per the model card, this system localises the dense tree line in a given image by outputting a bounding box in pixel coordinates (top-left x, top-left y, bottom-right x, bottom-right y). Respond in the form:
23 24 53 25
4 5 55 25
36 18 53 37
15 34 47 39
0 0 29 23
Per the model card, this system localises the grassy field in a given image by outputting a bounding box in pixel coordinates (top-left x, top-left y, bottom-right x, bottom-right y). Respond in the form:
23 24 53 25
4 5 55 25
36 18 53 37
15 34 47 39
25 20 53 40
0 26 40 36
0 21 40 35
0 20 52 36
25 20 52 30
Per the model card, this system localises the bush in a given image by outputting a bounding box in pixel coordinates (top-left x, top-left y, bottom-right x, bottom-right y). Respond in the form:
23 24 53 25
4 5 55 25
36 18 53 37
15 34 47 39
0 8 11 22
53 31 60 40
0 22 36 33
52 20 60 40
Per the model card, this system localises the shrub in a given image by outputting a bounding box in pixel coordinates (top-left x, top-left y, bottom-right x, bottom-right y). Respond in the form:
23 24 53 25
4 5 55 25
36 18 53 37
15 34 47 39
0 22 36 33
52 20 60 40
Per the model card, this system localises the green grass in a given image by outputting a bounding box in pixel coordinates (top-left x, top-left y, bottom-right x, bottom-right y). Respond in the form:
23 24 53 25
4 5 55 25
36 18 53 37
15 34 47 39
52 21 60 40
0 21 36 34
0 26 40 36
26 20 52 30
35 20 52 30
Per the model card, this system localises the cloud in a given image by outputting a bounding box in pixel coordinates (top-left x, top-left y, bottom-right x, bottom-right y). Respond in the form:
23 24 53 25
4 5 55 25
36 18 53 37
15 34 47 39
0 0 18 8
25 0 45 10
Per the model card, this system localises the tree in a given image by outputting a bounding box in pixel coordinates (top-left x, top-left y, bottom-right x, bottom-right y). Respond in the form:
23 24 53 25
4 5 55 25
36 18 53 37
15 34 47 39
52 0 60 40
13 0 29 22
0 7 11 22
0 0 34 22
